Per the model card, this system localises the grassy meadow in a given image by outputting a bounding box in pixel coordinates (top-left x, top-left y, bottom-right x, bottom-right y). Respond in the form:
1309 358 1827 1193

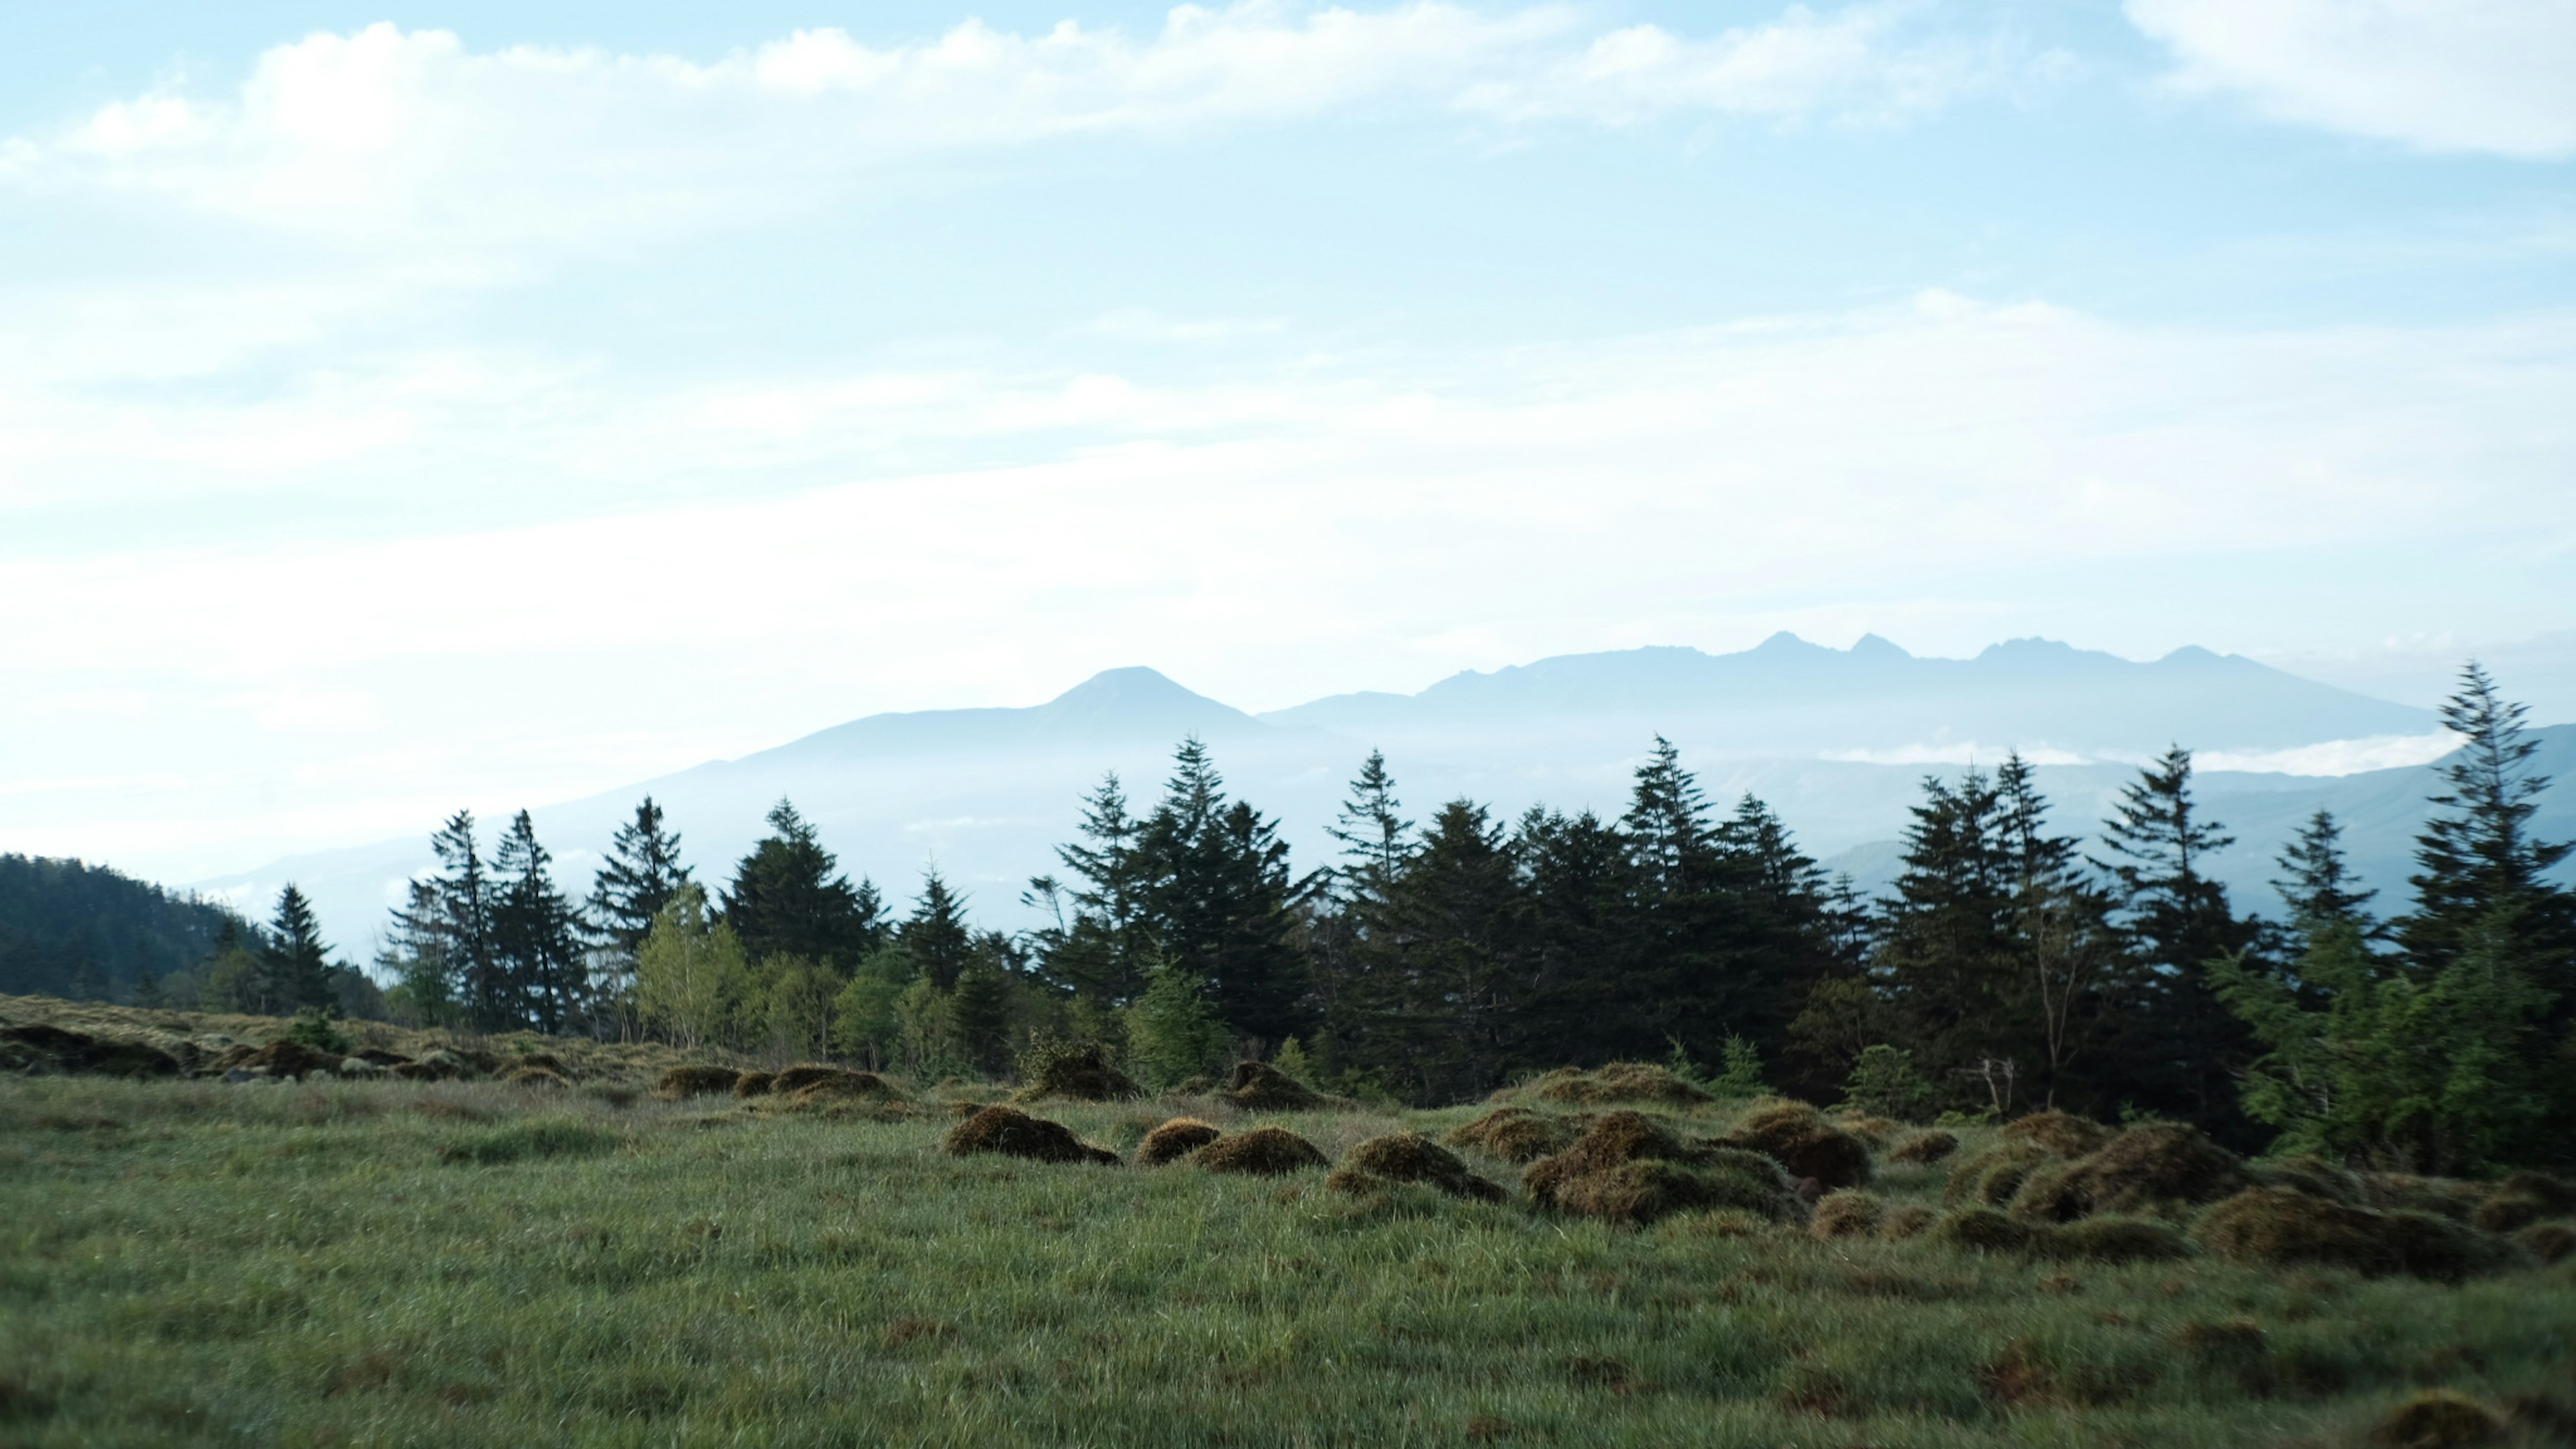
4 1000 2574 1448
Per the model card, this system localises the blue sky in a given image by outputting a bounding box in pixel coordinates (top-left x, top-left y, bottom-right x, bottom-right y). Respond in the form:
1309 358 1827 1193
2 0 2573 883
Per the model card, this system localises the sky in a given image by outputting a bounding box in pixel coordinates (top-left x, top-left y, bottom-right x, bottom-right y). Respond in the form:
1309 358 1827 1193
3 0 2573 888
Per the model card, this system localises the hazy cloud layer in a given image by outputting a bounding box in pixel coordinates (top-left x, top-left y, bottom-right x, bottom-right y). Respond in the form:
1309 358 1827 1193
2127 0 2576 158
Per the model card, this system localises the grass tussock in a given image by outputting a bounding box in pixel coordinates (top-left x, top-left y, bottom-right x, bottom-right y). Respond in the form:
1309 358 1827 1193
1809 1189 1882 1240
1442 1107 1580 1164
1012 1040 1140 1104
1 1022 183 1077
1225 1060 1325 1112
2007 1122 2252 1222
436 1118 624 1166
1192 1126 1329 1175
496 1065 570 1089
1523 1112 1801 1226
2368 1389 2506 1448
1945 1142 2051 1207
1886 1128 1958 1165
733 1071 775 1097
1718 1100 1872 1190
1135 1117 1222 1167
2471 1172 2576 1234
653 1065 741 1099
1519 1061 1710 1107
2514 1220 2575 1265
1998 1110 2112 1159
941 1106 1120 1166
1878 1203 1937 1240
1326 1132 1503 1201
2191 1187 2527 1282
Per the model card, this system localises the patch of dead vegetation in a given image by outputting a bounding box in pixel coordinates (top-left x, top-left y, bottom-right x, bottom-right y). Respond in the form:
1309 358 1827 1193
1193 1126 1329 1176
1809 1189 1882 1240
2008 1122 2252 1222
2368 1389 2505 1448
1225 1060 1324 1112
943 1106 1120 1166
1718 1100 1872 1190
1136 1118 1222 1167
733 1071 775 1097
1326 1132 1503 1201
1999 1110 2112 1159
2192 1187 2526 1282
1519 1062 1710 1108
1886 1129 1957 1165
1443 1108 1581 1164
1523 1111 1802 1226
653 1065 741 1099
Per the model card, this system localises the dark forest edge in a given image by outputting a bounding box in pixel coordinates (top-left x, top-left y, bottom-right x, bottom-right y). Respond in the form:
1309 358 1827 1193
11 662 2571 1175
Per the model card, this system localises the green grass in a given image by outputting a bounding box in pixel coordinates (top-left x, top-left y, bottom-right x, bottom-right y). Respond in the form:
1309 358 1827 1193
3 1077 2571 1447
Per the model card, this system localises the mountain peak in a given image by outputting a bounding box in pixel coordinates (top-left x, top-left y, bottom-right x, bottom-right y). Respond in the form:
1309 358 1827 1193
1850 633 1911 660
1043 667 1246 722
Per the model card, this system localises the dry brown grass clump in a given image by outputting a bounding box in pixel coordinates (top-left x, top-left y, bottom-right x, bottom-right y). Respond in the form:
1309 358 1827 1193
1136 1118 1223 1167
1878 1203 1937 1240
2472 1171 2576 1233
1719 1101 1872 1190
733 1071 776 1097
1887 1130 1959 1166
942 1106 1120 1166
1523 1112 1801 1226
1014 1040 1141 1104
205 1038 349 1079
786 1071 901 1104
2259 1153 2365 1205
391 1049 480 1081
1226 1060 1324 1112
1444 1108 1582 1164
1326 1132 1504 1201
2359 1173 2489 1221
1523 1063 1710 1108
2192 1187 2524 1282
497 1065 570 1089
1809 1189 1884 1240
653 1065 742 1099
2000 1110 2112 1159
2008 1123 2251 1222
1193 1126 1330 1175
2368 1390 2505 1448
2516 1220 2576 1265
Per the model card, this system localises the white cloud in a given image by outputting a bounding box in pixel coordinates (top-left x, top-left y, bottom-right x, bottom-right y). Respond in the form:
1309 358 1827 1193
2198 733 2461 776
3 4 2045 254
2127 0 2576 158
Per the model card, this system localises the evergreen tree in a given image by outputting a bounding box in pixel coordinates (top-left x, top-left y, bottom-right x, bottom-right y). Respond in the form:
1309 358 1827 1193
722 800 883 973
1326 749 1415 908
900 871 977 992
2095 747 2261 1134
1026 773 1157 1007
1335 800 1526 1102
588 798 693 1015
264 885 334 1014
1136 739 1310 1048
2402 663 2575 985
1870 768 2015 1102
2273 809 2377 934
1709 792 1841 1073
949 935 1020 1075
392 812 504 1030
1510 808 1633 1067
1995 755 2121 1110
491 811 586 1034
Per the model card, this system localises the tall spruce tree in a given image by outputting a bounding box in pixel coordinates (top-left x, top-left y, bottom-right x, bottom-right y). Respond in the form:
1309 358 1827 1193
392 811 504 1030
2094 747 2261 1134
2275 809 2378 934
1026 772 1158 1008
900 871 977 992
2402 663 2575 983
1510 807 1633 1066
1871 768 2015 1106
1994 755 2120 1110
491 810 585 1034
722 800 883 973
263 885 333 1014
1136 739 1309 1049
1709 792 1841 1072
1326 749 1415 909
1336 799 1525 1102
589 798 693 961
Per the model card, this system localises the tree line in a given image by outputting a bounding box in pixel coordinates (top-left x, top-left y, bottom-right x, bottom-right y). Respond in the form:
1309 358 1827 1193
152 663 2576 1171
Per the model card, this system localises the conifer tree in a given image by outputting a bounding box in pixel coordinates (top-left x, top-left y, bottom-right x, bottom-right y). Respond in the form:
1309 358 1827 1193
1326 749 1415 908
2401 663 2574 983
948 934 1020 1075
900 871 977 992
1136 739 1310 1048
1337 799 1525 1101
1995 754 2119 1109
2273 809 2377 934
588 797 693 974
1510 807 1632 1065
491 810 585 1033
1870 768 2014 1099
1026 772 1157 1007
2094 747 2260 1133
722 800 883 973
263 885 334 1013
393 811 504 1030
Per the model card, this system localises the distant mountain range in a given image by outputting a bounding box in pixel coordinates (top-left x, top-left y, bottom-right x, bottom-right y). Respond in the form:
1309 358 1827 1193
191 635 2564 963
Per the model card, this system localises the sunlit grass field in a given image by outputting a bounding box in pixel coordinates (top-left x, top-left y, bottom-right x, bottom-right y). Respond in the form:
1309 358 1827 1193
5 1059 2574 1449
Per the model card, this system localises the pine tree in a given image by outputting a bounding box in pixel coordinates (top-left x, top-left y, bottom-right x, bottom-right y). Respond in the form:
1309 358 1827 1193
722 800 883 973
2273 809 2377 934
264 885 334 1013
1026 773 1157 1007
1709 792 1841 1073
1870 768 2015 1102
1510 807 1633 1066
588 798 693 1016
1136 739 1310 1048
491 810 585 1034
1336 799 1525 1102
949 935 1020 1076
2094 747 2261 1134
1326 749 1415 908
392 811 504 1030
2402 663 2574 980
1995 754 2121 1110
900 871 977 992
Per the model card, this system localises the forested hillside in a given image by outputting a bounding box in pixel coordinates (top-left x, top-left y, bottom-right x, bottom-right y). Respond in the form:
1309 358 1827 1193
0 855 243 1000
